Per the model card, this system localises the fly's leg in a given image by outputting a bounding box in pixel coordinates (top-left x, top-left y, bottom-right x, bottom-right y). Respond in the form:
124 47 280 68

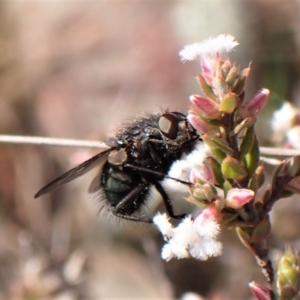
112 183 152 223
124 163 192 186
154 181 186 220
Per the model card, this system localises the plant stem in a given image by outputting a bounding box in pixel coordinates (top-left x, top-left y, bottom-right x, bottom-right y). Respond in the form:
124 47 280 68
0 135 108 149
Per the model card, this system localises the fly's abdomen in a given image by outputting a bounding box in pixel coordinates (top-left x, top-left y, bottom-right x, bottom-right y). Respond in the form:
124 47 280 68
102 167 132 205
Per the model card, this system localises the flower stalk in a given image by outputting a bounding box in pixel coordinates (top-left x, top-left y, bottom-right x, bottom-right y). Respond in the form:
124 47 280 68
153 35 300 298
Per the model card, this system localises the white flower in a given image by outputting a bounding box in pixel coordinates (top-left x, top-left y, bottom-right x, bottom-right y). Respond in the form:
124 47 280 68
154 211 222 261
179 34 239 62
186 143 210 170
271 102 298 132
189 242 208 260
286 126 300 149
163 143 210 195
173 216 198 245
271 102 300 145
153 213 174 238
194 219 220 239
164 159 190 192
168 239 190 259
161 244 174 261
202 239 222 257
179 43 203 62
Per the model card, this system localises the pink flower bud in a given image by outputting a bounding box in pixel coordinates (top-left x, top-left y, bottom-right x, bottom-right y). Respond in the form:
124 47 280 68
249 282 271 300
193 205 222 239
202 160 215 183
187 112 209 134
226 188 254 209
190 95 220 118
189 168 201 184
194 205 222 226
189 160 215 184
240 89 269 117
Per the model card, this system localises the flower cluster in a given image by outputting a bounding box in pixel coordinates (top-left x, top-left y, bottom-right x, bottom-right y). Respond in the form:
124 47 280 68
153 206 222 261
154 35 300 297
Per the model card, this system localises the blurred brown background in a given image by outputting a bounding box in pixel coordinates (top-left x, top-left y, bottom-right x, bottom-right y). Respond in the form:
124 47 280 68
0 1 300 299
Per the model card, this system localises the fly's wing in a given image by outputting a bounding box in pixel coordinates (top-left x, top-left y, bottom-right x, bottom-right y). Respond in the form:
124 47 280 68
34 148 114 198
88 154 108 193
88 170 104 193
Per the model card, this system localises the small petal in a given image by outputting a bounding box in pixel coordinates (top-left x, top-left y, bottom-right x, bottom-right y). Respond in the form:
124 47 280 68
271 102 300 132
189 242 208 260
195 218 221 239
179 43 202 62
240 88 269 117
286 125 300 149
226 188 255 209
169 239 190 259
211 34 239 53
202 239 223 257
153 213 174 237
173 216 198 246
161 244 174 261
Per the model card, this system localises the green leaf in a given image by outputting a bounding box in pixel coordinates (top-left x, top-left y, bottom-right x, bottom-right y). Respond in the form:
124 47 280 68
232 117 256 135
250 218 271 243
239 126 255 159
219 93 240 114
196 75 217 101
236 227 253 252
221 157 248 181
203 134 235 157
207 156 224 186
244 134 260 177
211 147 227 164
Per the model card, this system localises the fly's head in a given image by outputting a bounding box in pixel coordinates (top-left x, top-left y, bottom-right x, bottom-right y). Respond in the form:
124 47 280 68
158 112 199 146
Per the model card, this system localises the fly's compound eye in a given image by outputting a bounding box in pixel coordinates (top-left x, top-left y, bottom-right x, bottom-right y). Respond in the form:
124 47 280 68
158 113 179 139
